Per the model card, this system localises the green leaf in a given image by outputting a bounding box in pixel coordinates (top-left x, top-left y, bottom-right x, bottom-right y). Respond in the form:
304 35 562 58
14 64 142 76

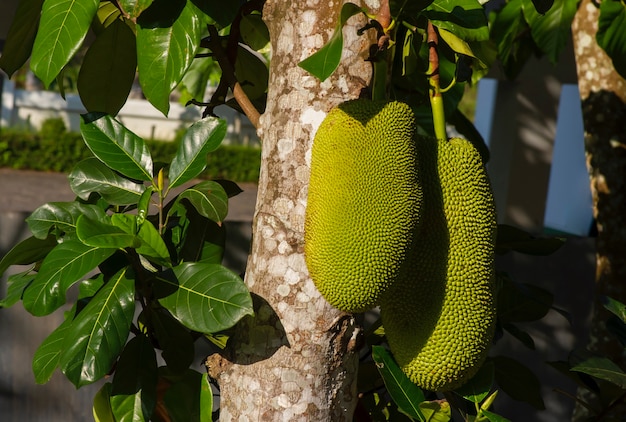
178 209 226 264
80 114 154 181
118 0 154 19
0 235 57 276
496 224 565 255
481 409 512 422
0 0 44 77
240 13 270 51
26 201 107 239
371 345 426 421
92 1 123 34
93 382 116 422
30 0 100 87
234 45 269 101
571 357 626 389
110 334 158 422
176 181 228 223
0 269 36 308
190 0 239 27
76 215 141 249
455 361 494 403
298 2 364 81
151 310 195 374
530 0 554 14
522 0 578 64
200 373 213 422
60 267 135 387
168 117 228 189
603 296 626 324
157 262 253 334
111 214 171 264
597 0 626 80
32 311 74 384
136 0 202 115
69 158 147 205
78 18 138 116
22 240 116 316
492 356 545 409
418 400 451 422
161 369 205 422
425 0 489 41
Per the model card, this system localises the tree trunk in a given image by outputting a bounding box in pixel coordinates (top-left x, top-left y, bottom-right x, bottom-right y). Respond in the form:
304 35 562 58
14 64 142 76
571 0 626 419
207 1 378 419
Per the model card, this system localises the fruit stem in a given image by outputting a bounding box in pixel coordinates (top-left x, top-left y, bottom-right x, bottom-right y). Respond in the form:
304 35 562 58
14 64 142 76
427 21 447 141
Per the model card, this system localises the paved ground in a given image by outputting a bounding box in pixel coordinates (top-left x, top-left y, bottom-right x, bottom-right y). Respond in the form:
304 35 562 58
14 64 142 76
0 168 258 221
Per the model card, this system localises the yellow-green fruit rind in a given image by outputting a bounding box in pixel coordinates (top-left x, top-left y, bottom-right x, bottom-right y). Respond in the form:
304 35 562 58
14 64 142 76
305 100 422 313
380 137 497 392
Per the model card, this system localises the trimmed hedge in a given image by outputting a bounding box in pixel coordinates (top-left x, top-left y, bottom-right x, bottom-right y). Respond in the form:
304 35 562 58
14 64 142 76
0 120 261 183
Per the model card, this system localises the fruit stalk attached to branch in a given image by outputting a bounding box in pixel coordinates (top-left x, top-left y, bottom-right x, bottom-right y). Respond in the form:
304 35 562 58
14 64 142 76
427 21 446 141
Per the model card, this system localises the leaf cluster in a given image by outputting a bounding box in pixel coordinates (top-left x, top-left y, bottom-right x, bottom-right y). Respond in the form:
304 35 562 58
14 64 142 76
0 113 253 421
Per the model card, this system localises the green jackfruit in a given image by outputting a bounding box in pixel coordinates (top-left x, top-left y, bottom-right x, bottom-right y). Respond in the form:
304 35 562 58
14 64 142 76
304 99 422 313
380 136 497 392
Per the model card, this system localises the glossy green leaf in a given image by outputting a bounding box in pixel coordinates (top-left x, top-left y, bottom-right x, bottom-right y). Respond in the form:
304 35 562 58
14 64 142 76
22 240 116 316
0 269 36 308
481 409 512 422
571 357 626 389
0 235 57 276
110 334 158 422
32 311 74 384
455 361 494 403
76 215 141 249
0 0 44 77
111 214 171 264
200 373 213 422
26 202 107 239
30 0 99 87
119 0 154 19
191 0 239 27
177 181 228 223
597 0 626 80
240 13 270 51
522 0 578 64
93 382 115 422
425 0 489 41
177 207 226 264
298 2 364 81
81 114 154 181
152 310 195 374
168 117 228 189
162 369 204 422
78 18 138 116
136 0 202 115
157 262 253 333
60 267 135 387
496 224 565 255
492 356 545 410
92 1 122 35
603 296 626 324
69 158 146 205
418 400 451 422
234 45 269 101
490 0 535 80
371 345 426 421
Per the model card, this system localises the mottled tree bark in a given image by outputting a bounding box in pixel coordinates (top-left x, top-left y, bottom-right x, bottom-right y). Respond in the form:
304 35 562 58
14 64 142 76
571 0 626 419
207 1 378 420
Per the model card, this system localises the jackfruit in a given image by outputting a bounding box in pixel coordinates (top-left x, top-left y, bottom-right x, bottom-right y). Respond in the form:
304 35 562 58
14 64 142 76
304 99 422 313
380 136 497 392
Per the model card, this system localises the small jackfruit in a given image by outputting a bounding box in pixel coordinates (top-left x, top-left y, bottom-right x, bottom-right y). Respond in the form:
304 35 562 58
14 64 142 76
304 99 422 313
380 136 497 392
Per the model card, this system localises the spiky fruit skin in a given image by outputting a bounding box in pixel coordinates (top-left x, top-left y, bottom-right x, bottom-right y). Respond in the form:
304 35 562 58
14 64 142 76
304 99 422 313
380 137 497 392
